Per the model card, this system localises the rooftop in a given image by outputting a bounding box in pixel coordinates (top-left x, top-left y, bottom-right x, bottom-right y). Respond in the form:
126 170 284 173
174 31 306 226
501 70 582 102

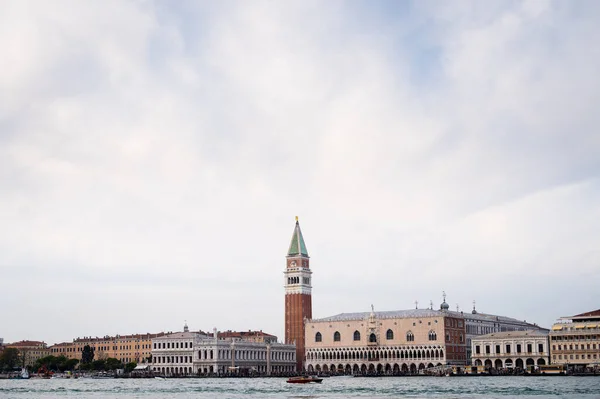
287 218 308 257
447 310 544 328
6 340 46 348
311 309 445 322
474 330 548 339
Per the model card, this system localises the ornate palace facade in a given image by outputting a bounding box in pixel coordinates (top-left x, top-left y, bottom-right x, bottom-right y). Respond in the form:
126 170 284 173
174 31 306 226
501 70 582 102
305 303 467 375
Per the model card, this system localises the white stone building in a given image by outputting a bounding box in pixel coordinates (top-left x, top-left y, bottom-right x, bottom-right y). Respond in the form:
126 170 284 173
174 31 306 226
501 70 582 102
441 294 547 363
471 330 549 370
151 325 296 376
151 325 205 376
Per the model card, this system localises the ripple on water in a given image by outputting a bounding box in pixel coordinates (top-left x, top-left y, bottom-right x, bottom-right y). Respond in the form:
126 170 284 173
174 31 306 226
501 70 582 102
1 376 600 398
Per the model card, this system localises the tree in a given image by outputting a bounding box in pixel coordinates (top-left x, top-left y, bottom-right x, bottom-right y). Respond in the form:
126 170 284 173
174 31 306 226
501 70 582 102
0 348 20 371
64 359 79 371
92 359 106 371
105 358 123 371
81 345 94 364
124 362 137 374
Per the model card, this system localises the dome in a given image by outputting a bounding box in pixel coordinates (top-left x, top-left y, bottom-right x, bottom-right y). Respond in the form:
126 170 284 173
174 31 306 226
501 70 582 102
440 291 449 311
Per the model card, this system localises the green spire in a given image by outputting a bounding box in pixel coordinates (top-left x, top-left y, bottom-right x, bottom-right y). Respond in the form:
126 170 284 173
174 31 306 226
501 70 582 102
287 217 309 257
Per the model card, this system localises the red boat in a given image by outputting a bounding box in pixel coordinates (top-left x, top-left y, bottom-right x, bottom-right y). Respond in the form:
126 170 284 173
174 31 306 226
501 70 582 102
286 376 323 384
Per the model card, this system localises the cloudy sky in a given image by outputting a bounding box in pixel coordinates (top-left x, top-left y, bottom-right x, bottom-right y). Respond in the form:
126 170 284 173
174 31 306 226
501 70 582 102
1 0 599 346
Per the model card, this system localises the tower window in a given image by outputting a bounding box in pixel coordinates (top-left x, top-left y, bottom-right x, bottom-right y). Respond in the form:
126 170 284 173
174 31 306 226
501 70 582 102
386 329 394 340
333 331 341 342
315 332 322 342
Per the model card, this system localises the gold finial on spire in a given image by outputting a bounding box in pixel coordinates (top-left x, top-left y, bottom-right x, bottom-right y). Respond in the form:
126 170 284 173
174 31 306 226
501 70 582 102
295 216 299 222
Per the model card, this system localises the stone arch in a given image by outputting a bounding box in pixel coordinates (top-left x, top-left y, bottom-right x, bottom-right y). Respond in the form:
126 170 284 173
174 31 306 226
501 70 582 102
526 358 535 367
427 363 434 368
377 364 383 373
474 359 482 366
323 364 328 372
345 364 351 374
316 365 321 372
418 363 425 370
537 358 546 365
505 359 513 368
353 364 359 374
361 364 367 373
368 364 375 373
494 359 502 369
515 358 524 369
409 363 417 374
484 359 492 368
307 365 314 373
393 364 400 374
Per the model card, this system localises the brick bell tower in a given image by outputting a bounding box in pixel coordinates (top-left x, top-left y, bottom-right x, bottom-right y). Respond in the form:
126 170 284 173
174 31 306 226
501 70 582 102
284 216 312 371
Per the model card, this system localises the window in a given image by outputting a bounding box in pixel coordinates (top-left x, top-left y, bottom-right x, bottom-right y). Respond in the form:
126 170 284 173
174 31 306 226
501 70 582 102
386 329 394 340
315 332 322 342
406 332 414 342
506 344 511 354
527 343 532 353
333 331 341 342
516 344 521 353
495 345 500 354
428 331 437 341
353 331 361 341
538 343 544 353
369 333 377 343
475 345 481 354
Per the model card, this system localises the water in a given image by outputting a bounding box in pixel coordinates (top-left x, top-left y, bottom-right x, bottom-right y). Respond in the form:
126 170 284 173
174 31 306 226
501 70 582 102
1 376 599 398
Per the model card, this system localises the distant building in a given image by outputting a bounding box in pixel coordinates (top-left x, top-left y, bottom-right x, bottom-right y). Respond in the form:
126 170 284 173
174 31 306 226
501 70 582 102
441 295 547 364
5 340 50 367
471 330 549 370
218 330 277 344
49 332 167 364
549 309 600 370
151 325 295 376
305 304 467 375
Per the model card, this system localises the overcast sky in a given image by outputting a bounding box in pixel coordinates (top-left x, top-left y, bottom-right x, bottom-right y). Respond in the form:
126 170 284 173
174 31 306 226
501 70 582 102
1 0 599 346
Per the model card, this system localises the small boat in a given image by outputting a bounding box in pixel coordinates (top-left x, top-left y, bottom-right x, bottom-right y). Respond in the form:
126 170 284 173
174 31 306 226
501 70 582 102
20 368 30 379
154 376 166 380
286 375 323 384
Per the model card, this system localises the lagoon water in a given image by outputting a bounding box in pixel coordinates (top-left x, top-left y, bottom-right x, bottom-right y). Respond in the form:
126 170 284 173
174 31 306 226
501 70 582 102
1 376 600 398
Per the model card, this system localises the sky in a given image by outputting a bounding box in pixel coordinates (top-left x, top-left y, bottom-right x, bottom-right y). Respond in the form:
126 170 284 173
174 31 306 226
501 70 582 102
1 0 599 346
